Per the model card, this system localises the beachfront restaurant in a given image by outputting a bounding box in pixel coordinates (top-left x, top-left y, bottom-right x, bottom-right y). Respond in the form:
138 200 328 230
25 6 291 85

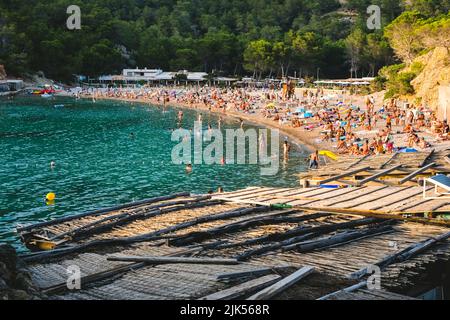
0 79 24 92
92 68 210 87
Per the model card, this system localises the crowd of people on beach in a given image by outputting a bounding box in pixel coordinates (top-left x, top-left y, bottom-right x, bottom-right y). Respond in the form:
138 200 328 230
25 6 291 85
73 83 446 162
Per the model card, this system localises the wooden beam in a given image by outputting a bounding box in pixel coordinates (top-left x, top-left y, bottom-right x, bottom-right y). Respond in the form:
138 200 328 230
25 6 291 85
199 274 281 300
317 282 366 300
235 218 382 261
399 162 436 185
379 152 399 169
21 205 270 263
49 196 212 241
324 186 387 207
247 266 315 300
349 230 450 280
282 224 395 252
107 256 240 265
357 165 403 186
41 246 201 295
345 155 370 170
17 192 191 232
419 149 435 167
319 167 371 185
169 210 327 247
292 205 450 226
216 266 292 282
445 154 450 165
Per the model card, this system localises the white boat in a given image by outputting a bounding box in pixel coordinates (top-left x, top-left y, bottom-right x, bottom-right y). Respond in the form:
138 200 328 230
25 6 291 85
41 93 53 98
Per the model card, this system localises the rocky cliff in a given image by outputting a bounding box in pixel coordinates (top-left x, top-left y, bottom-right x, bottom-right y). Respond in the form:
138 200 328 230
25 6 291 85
411 47 450 109
0 65 6 80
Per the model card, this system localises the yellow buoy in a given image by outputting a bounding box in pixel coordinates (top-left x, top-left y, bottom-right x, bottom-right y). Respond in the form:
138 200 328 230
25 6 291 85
35 240 57 251
46 192 56 201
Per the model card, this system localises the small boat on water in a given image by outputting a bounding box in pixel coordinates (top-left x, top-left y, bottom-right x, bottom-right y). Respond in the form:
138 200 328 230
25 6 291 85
54 104 64 108
41 93 53 98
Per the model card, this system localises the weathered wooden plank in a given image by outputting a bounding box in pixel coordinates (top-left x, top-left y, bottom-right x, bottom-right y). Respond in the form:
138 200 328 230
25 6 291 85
419 149 435 167
49 196 212 241
199 274 281 300
21 205 268 263
247 266 315 300
370 187 433 211
216 266 292 282
235 217 382 261
357 165 403 186
345 155 370 170
107 256 240 265
342 187 414 209
324 186 388 207
379 152 399 169
317 281 366 300
282 224 395 253
398 162 436 185
169 211 328 247
349 230 450 279
319 167 371 185
292 205 450 226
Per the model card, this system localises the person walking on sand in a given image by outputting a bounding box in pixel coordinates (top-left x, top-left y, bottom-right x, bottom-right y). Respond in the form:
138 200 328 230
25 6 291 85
309 150 319 169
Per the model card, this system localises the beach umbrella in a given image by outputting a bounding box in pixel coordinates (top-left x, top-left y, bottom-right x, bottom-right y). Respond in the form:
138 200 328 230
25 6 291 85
266 103 276 109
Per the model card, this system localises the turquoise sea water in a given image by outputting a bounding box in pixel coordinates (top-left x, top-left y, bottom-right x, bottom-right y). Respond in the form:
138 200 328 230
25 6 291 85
0 96 308 248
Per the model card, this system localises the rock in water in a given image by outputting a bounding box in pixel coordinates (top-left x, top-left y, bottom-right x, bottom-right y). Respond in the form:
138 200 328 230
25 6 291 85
0 244 41 300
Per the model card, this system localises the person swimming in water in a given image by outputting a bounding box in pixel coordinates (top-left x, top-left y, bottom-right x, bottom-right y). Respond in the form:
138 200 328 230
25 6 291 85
283 140 291 160
185 164 193 173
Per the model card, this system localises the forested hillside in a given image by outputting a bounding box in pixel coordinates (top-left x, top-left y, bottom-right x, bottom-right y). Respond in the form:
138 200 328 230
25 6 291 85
0 0 448 81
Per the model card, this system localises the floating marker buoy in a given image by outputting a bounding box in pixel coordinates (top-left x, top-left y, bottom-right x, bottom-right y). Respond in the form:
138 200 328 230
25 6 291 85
46 192 56 201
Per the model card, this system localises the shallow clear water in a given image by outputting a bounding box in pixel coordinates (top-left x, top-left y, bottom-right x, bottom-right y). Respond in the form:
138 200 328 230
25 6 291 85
0 96 308 248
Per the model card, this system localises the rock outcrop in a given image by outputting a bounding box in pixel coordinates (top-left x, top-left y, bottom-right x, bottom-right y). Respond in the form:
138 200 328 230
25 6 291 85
0 244 41 300
0 65 6 80
411 47 450 109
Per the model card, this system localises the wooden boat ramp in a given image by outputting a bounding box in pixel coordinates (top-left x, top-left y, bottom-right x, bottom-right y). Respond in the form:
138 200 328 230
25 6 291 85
16 186 450 300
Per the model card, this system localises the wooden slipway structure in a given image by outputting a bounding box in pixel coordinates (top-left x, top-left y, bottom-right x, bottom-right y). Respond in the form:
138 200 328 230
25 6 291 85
298 149 450 188
17 186 450 300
